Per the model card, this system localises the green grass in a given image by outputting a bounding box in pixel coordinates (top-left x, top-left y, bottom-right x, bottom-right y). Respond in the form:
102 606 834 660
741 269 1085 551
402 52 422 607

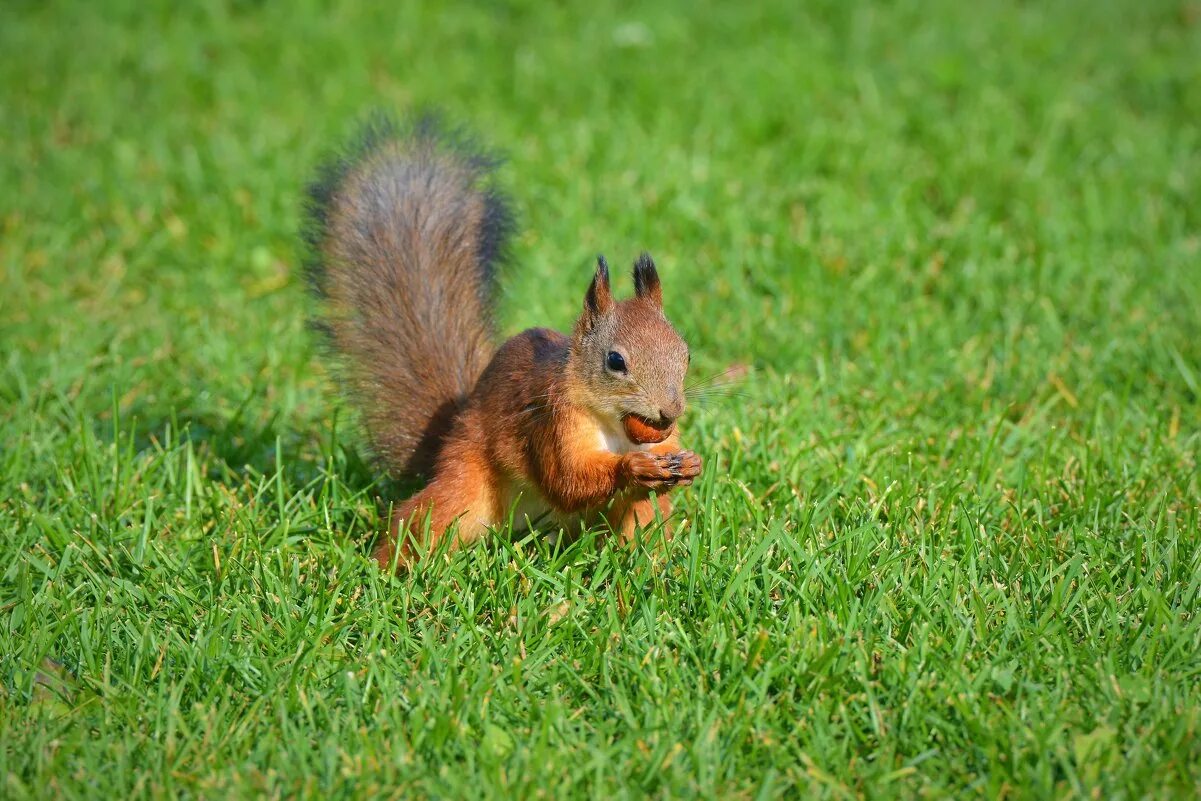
3 0 1200 797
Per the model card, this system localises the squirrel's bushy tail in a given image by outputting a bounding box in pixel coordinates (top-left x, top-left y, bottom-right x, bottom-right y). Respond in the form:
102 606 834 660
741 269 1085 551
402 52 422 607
304 115 513 477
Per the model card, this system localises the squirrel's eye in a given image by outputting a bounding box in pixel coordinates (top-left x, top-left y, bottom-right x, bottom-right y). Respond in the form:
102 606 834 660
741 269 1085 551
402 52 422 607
606 351 627 373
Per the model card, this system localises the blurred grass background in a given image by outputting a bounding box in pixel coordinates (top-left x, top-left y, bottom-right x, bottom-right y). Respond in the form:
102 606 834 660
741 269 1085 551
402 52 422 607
2 1 1200 798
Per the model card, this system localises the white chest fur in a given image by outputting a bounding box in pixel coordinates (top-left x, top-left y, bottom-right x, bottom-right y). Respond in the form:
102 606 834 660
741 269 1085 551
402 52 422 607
504 484 554 533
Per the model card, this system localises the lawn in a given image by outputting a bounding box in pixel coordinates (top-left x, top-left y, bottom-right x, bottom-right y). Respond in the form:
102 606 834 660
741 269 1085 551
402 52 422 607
2 0 1200 797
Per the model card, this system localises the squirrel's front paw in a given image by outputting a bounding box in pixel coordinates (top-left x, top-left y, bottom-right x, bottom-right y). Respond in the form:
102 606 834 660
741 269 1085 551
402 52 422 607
622 451 677 490
622 450 702 490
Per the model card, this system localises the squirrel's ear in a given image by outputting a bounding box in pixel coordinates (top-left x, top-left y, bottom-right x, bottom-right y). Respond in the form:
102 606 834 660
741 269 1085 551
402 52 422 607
583 255 614 327
633 252 662 307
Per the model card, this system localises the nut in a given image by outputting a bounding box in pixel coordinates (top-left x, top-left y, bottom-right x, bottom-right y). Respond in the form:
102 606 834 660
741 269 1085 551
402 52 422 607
622 414 674 444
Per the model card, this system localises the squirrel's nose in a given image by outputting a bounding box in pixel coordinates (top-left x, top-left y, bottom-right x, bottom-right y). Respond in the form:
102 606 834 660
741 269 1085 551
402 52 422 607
659 390 684 424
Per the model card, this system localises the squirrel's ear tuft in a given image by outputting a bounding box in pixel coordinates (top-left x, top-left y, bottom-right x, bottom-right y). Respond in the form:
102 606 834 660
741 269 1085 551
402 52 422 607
582 255 615 328
633 252 662 307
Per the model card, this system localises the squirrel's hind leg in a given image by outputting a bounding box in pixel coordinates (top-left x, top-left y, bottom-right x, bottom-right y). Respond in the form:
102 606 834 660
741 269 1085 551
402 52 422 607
607 492 674 545
375 448 499 570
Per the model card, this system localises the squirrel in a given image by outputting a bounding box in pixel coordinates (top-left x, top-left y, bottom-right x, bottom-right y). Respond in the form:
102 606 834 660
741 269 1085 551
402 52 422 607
303 116 702 569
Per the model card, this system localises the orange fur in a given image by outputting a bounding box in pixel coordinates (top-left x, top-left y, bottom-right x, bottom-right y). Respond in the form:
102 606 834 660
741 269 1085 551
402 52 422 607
376 345 703 569
303 119 699 570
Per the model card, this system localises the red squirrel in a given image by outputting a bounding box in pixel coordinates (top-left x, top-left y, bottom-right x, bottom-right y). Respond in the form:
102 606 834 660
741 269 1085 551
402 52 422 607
303 116 702 569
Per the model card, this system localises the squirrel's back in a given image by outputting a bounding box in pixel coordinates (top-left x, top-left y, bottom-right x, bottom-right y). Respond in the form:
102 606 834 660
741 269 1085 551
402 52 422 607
304 115 513 477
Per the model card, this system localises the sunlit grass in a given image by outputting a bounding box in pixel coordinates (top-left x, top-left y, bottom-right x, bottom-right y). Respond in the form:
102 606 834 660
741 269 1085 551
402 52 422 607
2 0 1200 797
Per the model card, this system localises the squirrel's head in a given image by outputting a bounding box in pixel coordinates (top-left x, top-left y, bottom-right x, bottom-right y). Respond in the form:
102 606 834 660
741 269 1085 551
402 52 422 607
569 253 690 428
